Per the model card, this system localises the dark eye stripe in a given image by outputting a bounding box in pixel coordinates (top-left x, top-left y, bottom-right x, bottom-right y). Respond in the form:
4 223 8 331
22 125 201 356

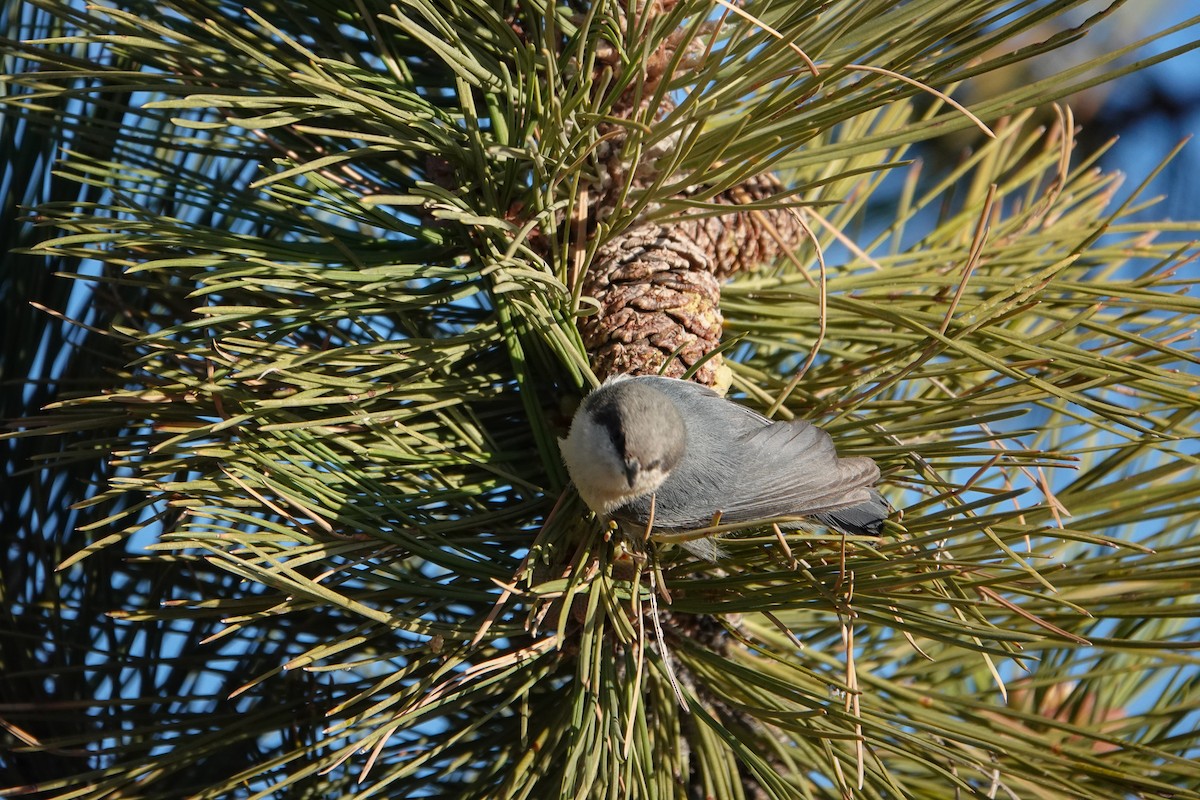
587 391 627 458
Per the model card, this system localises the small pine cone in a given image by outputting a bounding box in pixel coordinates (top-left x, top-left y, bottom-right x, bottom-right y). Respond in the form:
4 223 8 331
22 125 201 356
569 10 810 387
581 225 724 385
579 173 810 386
683 172 807 280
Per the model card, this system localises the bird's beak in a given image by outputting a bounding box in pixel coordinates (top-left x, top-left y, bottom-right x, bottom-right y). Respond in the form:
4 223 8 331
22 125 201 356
623 458 640 488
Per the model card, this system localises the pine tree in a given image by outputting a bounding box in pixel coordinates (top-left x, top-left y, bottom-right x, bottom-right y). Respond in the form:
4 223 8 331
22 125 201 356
3 1 1199 797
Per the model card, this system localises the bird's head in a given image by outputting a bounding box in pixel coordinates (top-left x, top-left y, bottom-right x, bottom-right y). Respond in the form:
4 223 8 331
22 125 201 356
560 378 686 516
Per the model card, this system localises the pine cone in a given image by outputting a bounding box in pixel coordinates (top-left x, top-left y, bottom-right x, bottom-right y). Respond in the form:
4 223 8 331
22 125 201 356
580 225 724 385
581 172 807 386
564 4 810 386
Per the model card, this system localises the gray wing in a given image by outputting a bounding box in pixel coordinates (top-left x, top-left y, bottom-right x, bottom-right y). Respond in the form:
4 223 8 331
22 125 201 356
616 377 882 530
717 420 881 523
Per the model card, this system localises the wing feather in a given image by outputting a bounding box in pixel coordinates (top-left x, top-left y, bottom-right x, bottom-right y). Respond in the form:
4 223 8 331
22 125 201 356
715 420 880 522
609 377 882 531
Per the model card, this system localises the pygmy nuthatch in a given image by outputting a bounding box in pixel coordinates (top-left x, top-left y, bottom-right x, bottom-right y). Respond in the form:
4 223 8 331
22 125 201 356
560 375 887 554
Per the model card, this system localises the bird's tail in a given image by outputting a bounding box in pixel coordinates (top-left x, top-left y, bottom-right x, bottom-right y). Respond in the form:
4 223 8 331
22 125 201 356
812 489 890 536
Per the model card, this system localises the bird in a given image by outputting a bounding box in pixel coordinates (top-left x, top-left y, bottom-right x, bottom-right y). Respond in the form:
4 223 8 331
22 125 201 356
559 374 887 555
